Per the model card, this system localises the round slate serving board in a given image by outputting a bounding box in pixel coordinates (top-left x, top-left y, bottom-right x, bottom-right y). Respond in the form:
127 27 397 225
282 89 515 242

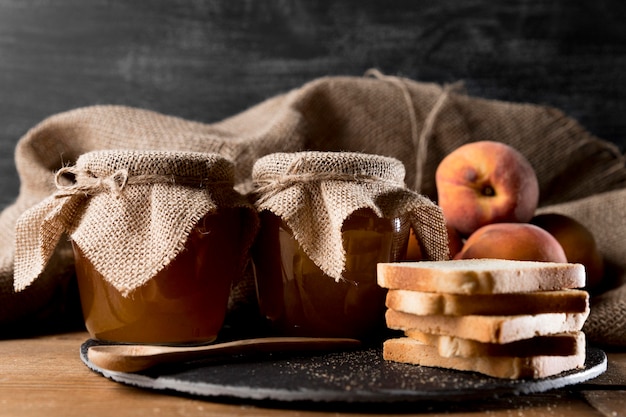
80 339 606 404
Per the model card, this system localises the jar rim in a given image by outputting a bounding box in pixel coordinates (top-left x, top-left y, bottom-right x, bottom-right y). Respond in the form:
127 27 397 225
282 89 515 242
252 151 405 183
72 150 235 184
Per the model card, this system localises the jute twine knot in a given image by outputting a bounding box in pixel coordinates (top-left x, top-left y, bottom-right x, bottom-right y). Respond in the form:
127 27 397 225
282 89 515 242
55 167 130 197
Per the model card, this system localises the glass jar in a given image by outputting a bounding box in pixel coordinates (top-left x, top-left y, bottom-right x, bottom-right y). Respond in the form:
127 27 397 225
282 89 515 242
74 208 243 345
253 208 409 341
29 149 261 346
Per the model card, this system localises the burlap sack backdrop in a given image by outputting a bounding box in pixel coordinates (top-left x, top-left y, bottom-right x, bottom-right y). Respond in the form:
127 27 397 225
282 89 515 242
252 151 449 280
1 71 625 345
12 150 258 297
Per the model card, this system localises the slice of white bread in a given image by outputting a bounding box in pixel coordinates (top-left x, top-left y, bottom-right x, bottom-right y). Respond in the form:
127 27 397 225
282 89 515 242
377 259 585 294
404 330 585 358
383 337 586 379
385 309 589 344
386 289 589 316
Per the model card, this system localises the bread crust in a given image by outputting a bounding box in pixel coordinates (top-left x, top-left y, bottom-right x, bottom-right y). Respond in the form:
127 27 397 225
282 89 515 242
383 337 586 379
377 259 586 294
385 309 589 344
404 330 585 358
386 289 589 316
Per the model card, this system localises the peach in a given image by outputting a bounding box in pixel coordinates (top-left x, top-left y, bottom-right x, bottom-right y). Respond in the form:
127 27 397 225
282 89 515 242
405 227 423 261
531 213 605 290
446 223 464 259
435 141 539 236
454 223 568 263
405 224 463 261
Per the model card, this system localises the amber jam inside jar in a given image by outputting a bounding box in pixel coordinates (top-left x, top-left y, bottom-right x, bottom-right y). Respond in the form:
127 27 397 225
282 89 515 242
253 208 409 341
74 209 243 345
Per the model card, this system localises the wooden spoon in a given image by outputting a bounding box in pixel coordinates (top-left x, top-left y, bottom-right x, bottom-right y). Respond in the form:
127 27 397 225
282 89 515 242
87 337 361 373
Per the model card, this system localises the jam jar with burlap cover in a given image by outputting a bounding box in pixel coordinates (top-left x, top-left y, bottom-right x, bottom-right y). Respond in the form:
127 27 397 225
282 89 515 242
251 151 448 341
13 150 258 344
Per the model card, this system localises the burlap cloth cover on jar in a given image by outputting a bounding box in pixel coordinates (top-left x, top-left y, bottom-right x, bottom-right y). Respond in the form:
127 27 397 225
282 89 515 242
2 72 626 346
252 151 449 281
12 150 258 298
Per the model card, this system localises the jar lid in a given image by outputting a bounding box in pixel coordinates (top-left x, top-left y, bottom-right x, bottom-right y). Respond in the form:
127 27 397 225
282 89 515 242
14 150 258 296
251 151 448 282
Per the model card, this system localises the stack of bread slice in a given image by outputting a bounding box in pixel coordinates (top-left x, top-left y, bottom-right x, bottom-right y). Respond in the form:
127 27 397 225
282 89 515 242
377 259 589 379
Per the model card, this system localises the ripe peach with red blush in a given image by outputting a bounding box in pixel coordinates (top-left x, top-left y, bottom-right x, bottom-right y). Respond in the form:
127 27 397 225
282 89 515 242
435 141 539 237
446 223 463 259
454 223 568 263
405 224 463 261
531 213 605 290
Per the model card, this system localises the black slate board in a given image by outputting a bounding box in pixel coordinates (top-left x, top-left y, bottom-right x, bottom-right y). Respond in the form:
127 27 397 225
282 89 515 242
80 339 607 405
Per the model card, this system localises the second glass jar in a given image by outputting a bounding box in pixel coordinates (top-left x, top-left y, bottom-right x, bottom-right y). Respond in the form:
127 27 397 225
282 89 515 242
251 151 416 341
254 208 408 341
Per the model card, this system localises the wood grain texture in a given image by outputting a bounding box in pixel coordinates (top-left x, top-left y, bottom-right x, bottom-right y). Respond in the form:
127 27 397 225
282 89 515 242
0 331 619 416
1 0 625 209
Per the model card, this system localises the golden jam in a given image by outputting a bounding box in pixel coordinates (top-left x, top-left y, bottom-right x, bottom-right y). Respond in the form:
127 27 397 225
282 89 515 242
74 209 243 345
253 208 408 341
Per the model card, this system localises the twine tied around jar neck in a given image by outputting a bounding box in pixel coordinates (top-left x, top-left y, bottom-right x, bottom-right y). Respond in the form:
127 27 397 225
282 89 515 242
253 153 407 206
254 171 406 206
54 166 232 198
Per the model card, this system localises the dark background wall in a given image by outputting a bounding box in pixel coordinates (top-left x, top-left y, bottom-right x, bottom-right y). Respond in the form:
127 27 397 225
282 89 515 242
1 0 625 210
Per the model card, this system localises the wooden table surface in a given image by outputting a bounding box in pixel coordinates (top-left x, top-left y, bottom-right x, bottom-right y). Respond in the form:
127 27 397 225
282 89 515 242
0 331 624 417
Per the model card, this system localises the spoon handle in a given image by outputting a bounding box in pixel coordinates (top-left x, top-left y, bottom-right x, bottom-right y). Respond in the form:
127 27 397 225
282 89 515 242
88 337 361 373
